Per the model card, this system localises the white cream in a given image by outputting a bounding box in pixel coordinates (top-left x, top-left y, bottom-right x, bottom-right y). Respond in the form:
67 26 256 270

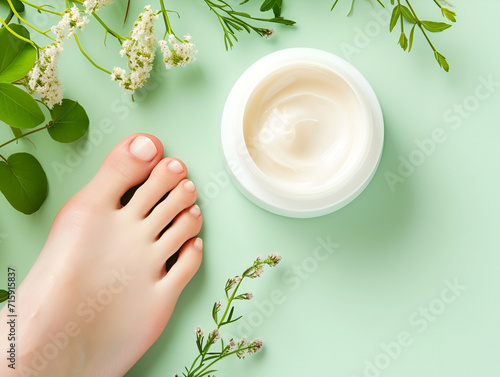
221 48 384 217
243 64 367 195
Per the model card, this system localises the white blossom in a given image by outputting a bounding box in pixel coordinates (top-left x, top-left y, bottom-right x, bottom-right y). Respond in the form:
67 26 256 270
27 43 63 109
83 0 112 14
209 328 220 344
247 339 263 355
195 326 203 337
112 6 158 94
51 6 89 41
110 67 126 81
159 34 196 70
267 253 282 267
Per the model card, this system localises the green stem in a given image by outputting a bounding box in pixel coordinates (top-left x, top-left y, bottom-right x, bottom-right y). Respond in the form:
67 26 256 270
404 0 437 52
0 124 52 150
92 13 127 41
0 154 7 163
158 0 173 39
187 277 245 376
433 0 443 9
6 0 56 40
4 10 14 24
74 34 111 74
0 16 40 48
18 0 62 16
193 344 256 377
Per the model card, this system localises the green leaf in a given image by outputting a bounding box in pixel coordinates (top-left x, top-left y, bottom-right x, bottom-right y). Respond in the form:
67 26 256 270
400 5 416 23
260 0 276 12
0 24 36 83
434 51 449 72
398 32 408 51
48 99 89 143
408 24 416 52
441 8 456 22
0 83 45 129
390 5 401 32
10 126 22 139
1 0 25 12
272 0 282 17
421 20 452 32
0 289 8 303
0 153 48 214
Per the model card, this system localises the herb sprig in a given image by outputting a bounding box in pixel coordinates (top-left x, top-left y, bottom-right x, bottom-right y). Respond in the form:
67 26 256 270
177 254 282 377
332 0 457 71
203 0 295 50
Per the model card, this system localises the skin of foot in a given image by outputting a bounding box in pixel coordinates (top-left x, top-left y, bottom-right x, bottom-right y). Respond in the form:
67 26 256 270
0 134 203 377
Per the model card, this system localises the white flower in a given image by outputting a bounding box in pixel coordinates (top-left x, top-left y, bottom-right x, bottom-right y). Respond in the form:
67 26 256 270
159 34 196 70
264 29 275 39
247 339 263 355
27 43 63 109
227 339 237 351
110 67 126 81
209 328 220 344
245 292 253 300
51 6 89 41
195 326 203 337
251 266 264 278
83 0 112 14
267 253 282 267
113 6 158 94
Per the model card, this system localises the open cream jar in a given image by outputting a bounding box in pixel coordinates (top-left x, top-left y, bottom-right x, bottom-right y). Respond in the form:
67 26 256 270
221 48 384 218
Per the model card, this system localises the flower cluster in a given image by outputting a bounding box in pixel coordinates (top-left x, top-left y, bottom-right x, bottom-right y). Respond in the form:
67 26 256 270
83 0 112 14
51 6 89 41
27 43 64 108
158 34 197 69
112 6 158 94
242 253 282 279
181 254 281 377
236 338 263 359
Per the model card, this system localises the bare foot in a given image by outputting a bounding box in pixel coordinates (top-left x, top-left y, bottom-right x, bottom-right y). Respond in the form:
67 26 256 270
0 134 203 376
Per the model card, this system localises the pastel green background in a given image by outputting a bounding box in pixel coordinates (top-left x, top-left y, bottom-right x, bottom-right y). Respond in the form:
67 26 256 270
1 0 499 376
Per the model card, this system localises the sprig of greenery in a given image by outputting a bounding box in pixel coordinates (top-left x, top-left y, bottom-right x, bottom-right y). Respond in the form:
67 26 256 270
203 0 295 50
332 0 456 71
177 254 282 377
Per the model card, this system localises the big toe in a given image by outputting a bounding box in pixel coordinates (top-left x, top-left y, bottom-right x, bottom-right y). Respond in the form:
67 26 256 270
84 134 164 208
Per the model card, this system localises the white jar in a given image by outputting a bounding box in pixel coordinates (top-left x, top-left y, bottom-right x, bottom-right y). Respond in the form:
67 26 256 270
221 48 384 218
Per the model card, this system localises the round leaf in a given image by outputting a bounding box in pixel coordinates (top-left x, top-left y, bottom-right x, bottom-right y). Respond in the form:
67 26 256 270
0 83 45 128
48 99 89 143
0 289 9 303
1 0 25 12
0 24 36 83
0 152 48 214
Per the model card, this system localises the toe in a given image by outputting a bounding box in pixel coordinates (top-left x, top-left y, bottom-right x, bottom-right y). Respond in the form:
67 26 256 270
158 237 203 294
154 204 203 259
125 158 188 218
145 179 198 235
84 134 164 208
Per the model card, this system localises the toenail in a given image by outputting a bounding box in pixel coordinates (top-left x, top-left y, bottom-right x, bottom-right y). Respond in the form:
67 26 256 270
189 205 201 217
194 237 203 250
168 160 184 173
184 180 196 192
130 136 157 161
